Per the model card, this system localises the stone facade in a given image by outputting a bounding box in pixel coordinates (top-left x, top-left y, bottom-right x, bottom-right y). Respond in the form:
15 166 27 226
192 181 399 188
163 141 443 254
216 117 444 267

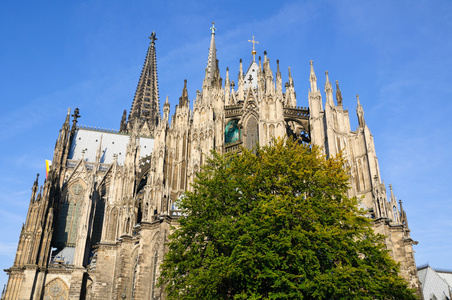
3 24 420 299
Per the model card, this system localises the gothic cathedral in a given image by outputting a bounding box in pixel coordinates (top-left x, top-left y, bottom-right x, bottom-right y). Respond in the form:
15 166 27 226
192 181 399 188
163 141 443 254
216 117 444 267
3 24 420 299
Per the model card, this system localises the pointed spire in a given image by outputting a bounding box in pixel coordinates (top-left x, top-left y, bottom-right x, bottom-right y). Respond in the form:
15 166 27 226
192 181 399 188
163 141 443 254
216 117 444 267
57 108 71 147
276 59 282 95
164 95 170 106
238 59 244 100
179 79 189 107
225 67 230 105
356 94 365 127
389 184 395 202
128 32 161 135
288 67 294 87
64 108 71 126
31 173 39 202
335 80 343 107
239 58 243 76
325 71 334 106
204 22 219 87
309 60 318 92
120 110 127 132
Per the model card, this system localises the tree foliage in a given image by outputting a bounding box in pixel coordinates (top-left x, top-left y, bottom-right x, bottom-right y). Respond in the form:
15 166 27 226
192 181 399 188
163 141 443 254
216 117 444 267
159 138 417 299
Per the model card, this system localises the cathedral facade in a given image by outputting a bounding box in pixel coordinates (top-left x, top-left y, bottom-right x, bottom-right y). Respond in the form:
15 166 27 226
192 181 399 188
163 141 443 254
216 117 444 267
3 25 420 299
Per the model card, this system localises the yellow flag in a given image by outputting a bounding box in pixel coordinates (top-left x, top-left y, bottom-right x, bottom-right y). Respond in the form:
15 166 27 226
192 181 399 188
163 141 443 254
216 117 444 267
45 160 52 179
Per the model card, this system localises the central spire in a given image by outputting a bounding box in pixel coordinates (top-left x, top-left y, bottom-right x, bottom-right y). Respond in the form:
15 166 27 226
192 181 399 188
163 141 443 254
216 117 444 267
203 22 218 86
124 31 161 136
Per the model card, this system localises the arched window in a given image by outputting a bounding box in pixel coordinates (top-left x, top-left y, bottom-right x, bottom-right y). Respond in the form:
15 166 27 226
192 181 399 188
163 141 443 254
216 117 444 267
393 206 399 223
245 116 258 150
54 183 85 247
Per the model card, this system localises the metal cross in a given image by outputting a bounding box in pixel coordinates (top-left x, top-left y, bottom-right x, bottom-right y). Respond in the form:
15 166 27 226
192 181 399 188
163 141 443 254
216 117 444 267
210 22 217 34
72 108 80 123
149 31 157 44
248 36 259 52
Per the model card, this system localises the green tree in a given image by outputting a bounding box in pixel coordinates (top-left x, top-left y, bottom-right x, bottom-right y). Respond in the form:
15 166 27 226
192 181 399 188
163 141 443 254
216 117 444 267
159 138 417 299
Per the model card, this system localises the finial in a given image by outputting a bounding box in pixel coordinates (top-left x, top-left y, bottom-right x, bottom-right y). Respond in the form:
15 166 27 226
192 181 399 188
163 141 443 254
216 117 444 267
149 31 157 45
64 108 71 125
335 80 343 106
165 95 169 105
356 94 361 104
72 108 81 123
309 60 317 87
325 71 330 83
210 22 217 34
248 36 259 62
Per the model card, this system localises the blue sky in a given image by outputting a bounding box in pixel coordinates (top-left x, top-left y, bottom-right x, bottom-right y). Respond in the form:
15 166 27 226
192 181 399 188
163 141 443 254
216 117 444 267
1 0 451 288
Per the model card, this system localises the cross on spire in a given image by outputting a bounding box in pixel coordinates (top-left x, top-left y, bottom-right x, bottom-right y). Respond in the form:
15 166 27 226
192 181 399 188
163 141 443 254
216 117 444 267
210 22 217 34
149 31 157 45
248 36 259 61
72 108 80 123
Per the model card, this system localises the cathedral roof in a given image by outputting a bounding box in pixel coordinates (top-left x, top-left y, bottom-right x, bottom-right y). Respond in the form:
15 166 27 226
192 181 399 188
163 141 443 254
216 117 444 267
68 128 154 165
417 265 452 299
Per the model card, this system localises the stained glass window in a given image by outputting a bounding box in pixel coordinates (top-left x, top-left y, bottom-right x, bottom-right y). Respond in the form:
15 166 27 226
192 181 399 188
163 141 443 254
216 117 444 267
225 119 240 144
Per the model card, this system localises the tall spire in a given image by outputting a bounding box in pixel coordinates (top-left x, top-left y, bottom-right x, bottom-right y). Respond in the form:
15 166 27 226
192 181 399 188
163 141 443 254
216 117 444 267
203 22 220 87
179 79 189 107
309 60 318 92
356 94 365 127
325 71 334 106
127 32 161 135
